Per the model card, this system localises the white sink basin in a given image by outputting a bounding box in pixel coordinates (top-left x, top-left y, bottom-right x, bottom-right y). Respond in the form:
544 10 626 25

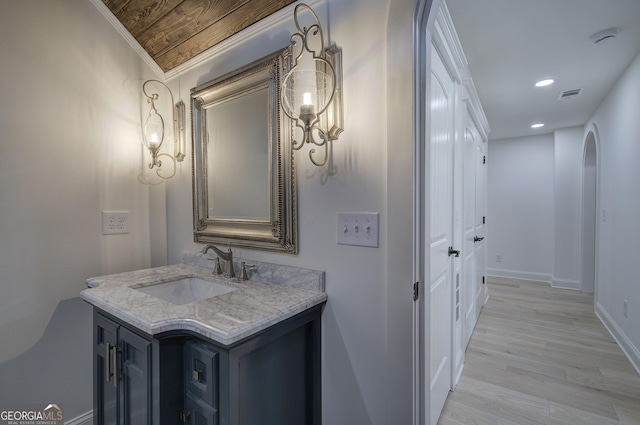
135 277 237 305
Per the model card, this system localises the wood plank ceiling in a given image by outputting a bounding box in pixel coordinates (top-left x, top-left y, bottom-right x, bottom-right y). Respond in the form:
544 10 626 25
103 0 296 72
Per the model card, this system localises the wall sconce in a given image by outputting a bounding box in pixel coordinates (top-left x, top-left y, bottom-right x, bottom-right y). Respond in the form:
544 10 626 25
142 80 186 179
281 3 343 167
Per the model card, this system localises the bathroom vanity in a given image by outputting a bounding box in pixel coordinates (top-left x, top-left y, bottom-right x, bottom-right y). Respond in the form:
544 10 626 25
81 253 326 425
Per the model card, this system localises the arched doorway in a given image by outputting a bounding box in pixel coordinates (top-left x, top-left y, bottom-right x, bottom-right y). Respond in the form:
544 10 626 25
581 131 598 294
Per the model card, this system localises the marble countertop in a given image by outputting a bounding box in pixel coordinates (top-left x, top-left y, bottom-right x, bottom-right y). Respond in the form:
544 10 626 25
80 253 326 346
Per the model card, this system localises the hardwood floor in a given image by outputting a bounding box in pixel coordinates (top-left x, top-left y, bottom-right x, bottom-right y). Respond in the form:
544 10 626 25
438 277 640 425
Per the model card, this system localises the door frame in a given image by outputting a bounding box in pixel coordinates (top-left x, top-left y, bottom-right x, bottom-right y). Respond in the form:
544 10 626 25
412 1 493 423
580 126 601 298
412 1 443 424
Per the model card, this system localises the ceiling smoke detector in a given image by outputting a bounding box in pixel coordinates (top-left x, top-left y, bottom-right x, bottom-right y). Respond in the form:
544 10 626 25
590 28 619 45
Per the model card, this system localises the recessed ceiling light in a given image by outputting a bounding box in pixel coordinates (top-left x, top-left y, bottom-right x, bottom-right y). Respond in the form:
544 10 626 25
535 79 554 87
531 123 545 129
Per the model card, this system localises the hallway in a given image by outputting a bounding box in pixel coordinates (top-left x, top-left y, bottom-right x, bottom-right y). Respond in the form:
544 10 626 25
438 277 640 424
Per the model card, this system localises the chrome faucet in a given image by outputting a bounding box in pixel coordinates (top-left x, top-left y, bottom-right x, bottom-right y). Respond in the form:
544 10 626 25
201 244 235 278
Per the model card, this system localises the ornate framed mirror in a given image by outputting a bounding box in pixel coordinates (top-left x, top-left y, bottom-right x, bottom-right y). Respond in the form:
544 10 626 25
191 47 297 253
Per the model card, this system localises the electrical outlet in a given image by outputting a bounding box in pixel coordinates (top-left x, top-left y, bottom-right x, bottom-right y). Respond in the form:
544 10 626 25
496 254 503 262
337 212 379 247
102 211 129 235
624 299 628 318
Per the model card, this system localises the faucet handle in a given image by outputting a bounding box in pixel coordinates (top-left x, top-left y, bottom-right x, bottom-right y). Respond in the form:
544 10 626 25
238 261 256 281
208 257 223 275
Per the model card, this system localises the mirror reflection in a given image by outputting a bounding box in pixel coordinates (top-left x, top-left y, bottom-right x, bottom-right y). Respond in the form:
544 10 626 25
206 86 270 220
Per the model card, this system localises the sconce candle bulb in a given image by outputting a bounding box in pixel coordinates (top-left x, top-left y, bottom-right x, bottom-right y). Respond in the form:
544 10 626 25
141 80 186 180
149 133 160 149
303 92 312 105
281 3 343 167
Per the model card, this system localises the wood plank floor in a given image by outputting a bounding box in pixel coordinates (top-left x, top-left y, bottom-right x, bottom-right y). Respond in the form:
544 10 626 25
438 277 640 425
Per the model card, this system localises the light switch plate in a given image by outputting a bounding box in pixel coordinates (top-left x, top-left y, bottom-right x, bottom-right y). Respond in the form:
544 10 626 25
102 211 129 235
337 212 379 247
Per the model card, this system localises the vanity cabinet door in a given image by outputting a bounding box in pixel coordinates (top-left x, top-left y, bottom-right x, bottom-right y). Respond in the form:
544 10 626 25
185 392 217 425
184 340 219 425
119 326 151 425
94 311 151 425
185 340 219 405
95 314 118 425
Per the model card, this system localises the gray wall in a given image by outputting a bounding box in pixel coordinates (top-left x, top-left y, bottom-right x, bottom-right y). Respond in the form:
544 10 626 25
0 0 157 420
553 126 584 289
0 0 421 423
487 50 640 371
587 50 640 368
162 0 418 423
487 134 555 281
487 125 586 291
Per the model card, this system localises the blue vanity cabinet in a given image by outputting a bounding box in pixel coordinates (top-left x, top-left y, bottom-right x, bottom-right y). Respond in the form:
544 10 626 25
200 304 322 425
93 303 323 425
94 311 151 425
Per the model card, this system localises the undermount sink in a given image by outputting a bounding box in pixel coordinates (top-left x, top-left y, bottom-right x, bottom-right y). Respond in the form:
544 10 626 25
135 277 237 305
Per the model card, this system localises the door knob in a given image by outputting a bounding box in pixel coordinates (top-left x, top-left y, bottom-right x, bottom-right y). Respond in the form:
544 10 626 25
474 236 484 242
448 246 460 257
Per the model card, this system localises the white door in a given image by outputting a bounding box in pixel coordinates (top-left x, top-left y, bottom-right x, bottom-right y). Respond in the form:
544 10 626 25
474 144 487 313
462 124 477 348
428 44 455 425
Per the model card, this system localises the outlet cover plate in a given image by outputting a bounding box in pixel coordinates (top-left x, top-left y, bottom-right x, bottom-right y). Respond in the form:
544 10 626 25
102 211 129 235
337 212 379 247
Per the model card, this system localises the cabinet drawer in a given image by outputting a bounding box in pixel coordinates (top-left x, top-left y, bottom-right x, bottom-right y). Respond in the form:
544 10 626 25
185 339 218 406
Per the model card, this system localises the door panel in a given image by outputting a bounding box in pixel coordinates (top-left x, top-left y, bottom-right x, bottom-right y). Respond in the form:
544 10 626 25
474 144 486 314
462 125 477 348
119 326 151 425
428 44 454 425
95 313 118 425
185 392 217 425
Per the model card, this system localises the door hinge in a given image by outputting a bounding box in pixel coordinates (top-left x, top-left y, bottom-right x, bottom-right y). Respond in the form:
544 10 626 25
180 411 190 423
482 276 485 284
483 155 486 164
413 281 420 301
483 216 486 224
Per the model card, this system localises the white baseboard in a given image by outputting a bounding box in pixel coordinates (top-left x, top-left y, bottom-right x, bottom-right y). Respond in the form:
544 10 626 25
551 277 581 291
65 411 92 425
595 302 640 376
487 268 552 284
487 269 583 291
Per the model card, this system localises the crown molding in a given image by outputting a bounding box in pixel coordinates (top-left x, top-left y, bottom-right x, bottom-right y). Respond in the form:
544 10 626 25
463 79 491 140
89 0 164 79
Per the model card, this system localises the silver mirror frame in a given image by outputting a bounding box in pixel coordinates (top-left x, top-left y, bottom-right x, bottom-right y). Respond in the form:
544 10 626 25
191 47 297 253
